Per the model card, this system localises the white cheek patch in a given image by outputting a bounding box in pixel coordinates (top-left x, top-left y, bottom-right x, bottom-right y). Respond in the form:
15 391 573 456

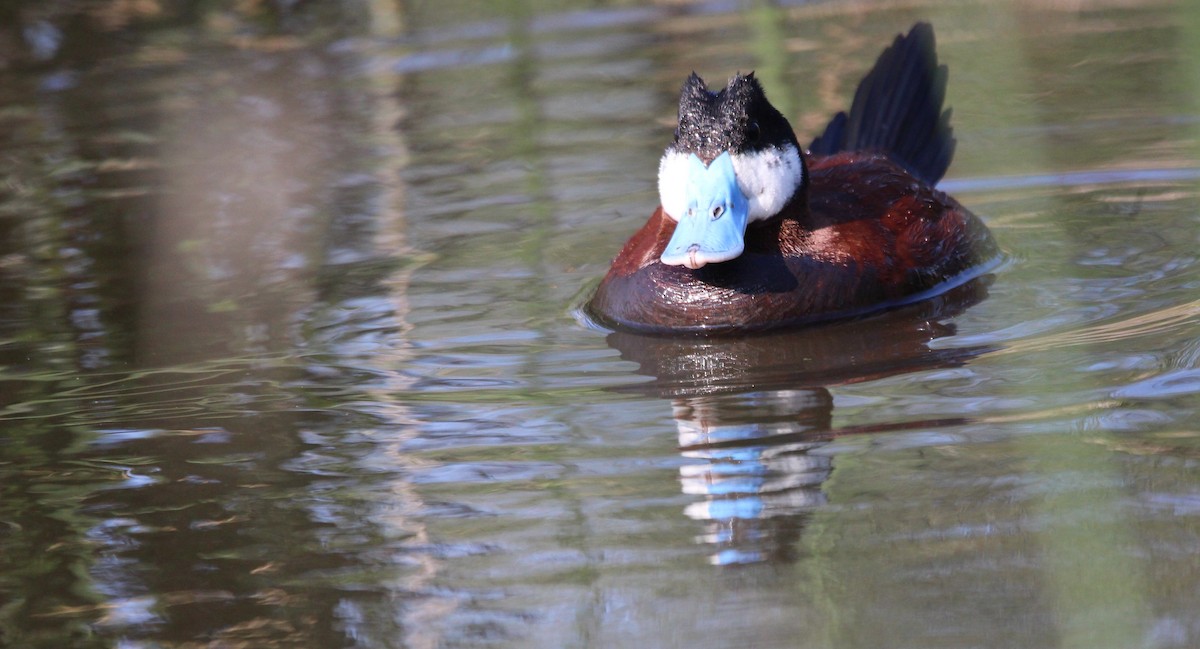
658 144 804 222
657 150 692 222
730 143 804 221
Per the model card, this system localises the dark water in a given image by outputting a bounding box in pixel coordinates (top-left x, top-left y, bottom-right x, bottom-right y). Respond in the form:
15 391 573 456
2 1 1200 647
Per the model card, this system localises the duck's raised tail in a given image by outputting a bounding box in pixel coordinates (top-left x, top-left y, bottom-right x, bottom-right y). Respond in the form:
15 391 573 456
808 22 955 185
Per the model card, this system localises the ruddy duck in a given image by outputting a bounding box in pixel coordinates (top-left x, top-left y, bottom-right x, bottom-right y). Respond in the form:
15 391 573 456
587 23 999 334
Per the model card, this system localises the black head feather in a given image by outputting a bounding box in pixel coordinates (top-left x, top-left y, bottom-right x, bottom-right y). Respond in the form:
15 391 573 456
671 72 799 163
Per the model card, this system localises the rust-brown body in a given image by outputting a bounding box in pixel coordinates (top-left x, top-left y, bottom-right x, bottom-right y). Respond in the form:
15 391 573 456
587 153 999 334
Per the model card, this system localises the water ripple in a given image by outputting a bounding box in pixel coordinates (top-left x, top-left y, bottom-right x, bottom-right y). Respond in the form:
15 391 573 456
979 299 1200 357
942 166 1200 193
1114 370 1200 400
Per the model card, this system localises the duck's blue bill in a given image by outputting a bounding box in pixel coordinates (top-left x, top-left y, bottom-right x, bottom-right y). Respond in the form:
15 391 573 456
660 152 750 269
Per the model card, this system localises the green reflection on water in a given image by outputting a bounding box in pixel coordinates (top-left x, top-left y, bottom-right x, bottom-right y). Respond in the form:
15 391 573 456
2 0 1200 647
1028 434 1150 649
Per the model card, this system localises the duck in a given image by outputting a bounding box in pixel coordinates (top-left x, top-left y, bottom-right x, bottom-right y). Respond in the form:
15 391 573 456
587 23 1000 335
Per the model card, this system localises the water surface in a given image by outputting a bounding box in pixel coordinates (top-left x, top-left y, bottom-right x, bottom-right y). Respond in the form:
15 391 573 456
2 1 1200 647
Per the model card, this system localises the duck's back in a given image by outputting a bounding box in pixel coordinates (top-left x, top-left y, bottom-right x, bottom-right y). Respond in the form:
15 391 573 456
800 152 998 288
795 151 999 307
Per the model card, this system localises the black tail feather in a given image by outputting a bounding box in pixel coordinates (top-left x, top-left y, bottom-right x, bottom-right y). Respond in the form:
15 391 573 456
808 22 955 185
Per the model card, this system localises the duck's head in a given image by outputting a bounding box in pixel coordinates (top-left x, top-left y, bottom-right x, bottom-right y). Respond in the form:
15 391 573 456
658 72 806 270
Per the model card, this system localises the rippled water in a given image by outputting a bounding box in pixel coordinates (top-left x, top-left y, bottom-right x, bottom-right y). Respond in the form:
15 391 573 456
2 1 1200 647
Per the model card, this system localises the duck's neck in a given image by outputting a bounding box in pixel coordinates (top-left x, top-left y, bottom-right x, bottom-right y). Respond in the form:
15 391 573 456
760 148 810 226
743 182 809 251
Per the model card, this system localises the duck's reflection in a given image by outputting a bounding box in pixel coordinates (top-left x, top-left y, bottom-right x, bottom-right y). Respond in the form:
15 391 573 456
607 279 996 565
675 389 833 564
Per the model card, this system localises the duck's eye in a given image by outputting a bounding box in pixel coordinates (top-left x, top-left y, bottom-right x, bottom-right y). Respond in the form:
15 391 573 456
711 205 724 220
746 121 761 144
